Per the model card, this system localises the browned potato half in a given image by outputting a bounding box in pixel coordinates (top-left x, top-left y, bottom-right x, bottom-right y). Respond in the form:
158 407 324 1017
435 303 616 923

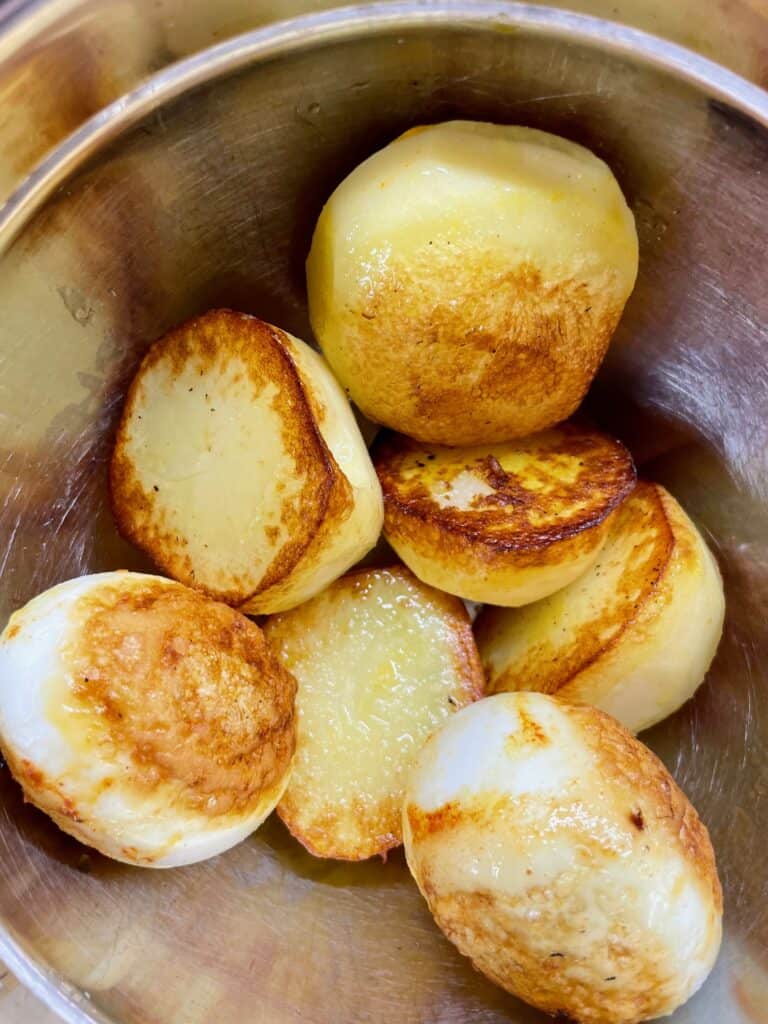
307 121 638 445
111 310 383 614
264 566 484 860
476 482 725 733
373 422 636 606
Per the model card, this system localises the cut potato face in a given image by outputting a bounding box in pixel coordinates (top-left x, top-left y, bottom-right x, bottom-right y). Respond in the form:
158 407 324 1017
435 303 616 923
403 693 722 1024
476 482 725 733
373 422 636 606
264 566 484 860
110 309 383 614
0 572 296 867
307 120 638 445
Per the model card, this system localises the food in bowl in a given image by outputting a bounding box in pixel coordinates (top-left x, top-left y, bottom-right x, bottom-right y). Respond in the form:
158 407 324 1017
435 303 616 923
110 309 383 615
307 120 639 445
0 113 725 1022
373 420 636 606
0 571 296 866
475 481 725 732
265 566 483 860
403 692 723 1023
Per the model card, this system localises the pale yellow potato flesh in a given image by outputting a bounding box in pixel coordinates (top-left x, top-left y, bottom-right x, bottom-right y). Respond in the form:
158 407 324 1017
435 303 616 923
264 566 484 860
307 120 638 445
403 693 722 1024
373 422 636 606
476 482 725 733
110 309 383 614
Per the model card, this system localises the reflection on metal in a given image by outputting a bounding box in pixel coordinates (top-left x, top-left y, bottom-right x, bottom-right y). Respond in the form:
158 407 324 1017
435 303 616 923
0 3 766 1024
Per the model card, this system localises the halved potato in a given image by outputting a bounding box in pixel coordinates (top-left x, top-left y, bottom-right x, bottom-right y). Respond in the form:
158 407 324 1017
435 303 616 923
373 422 636 606
476 482 725 733
307 120 638 445
264 566 484 860
111 309 383 614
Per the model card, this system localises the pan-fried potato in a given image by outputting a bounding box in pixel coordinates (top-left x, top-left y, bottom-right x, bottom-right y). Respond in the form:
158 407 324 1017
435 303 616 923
373 422 636 606
476 482 725 733
264 566 484 860
307 120 638 445
403 693 722 1023
111 310 383 614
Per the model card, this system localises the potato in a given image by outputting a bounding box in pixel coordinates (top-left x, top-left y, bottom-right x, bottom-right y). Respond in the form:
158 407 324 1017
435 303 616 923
264 566 484 860
476 481 724 732
373 421 636 606
403 692 722 1024
307 121 638 445
0 572 296 867
111 309 383 614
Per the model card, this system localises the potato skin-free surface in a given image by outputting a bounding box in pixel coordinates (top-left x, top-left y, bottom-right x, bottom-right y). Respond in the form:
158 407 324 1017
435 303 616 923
373 422 636 606
403 693 722 1024
110 309 382 614
0 572 296 867
265 566 484 860
307 121 638 445
476 482 725 732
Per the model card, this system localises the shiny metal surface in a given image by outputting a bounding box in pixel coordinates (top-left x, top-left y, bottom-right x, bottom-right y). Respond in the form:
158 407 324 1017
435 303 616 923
1 0 768 206
0 3 767 1023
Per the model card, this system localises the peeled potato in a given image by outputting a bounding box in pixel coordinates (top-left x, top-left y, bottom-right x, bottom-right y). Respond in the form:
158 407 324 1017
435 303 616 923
403 692 722 1024
0 572 296 867
373 421 636 606
110 309 383 614
476 481 724 732
264 566 484 860
307 120 638 445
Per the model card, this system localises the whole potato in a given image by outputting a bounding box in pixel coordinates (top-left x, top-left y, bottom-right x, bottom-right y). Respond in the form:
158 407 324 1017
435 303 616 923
403 692 722 1023
307 121 638 445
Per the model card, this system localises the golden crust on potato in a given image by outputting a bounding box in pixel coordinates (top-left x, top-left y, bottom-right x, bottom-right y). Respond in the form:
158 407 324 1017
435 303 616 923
110 310 382 614
403 693 722 1024
264 566 484 860
373 421 636 606
307 120 638 445
476 481 725 732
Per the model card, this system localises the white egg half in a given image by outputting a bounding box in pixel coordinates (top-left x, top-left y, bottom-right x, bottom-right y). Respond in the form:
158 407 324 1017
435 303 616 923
0 571 296 867
403 693 722 1024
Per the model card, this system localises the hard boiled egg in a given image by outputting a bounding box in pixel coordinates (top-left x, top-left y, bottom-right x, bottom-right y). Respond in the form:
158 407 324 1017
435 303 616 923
403 692 722 1023
0 571 296 867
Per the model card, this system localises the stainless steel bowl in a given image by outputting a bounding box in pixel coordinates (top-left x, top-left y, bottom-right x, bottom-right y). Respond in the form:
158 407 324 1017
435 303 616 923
0 3 767 1022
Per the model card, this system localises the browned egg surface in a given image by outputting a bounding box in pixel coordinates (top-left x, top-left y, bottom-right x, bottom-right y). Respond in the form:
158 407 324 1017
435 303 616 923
55 578 296 819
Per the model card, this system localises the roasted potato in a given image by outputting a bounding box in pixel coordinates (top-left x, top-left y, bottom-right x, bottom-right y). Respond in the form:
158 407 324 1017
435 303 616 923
307 120 638 445
403 692 722 1024
0 572 296 867
264 566 484 860
110 309 383 614
373 421 636 606
476 481 725 733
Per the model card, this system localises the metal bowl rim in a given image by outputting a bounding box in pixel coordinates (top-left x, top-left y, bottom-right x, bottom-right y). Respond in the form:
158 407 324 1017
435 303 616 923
0 2 767 1021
